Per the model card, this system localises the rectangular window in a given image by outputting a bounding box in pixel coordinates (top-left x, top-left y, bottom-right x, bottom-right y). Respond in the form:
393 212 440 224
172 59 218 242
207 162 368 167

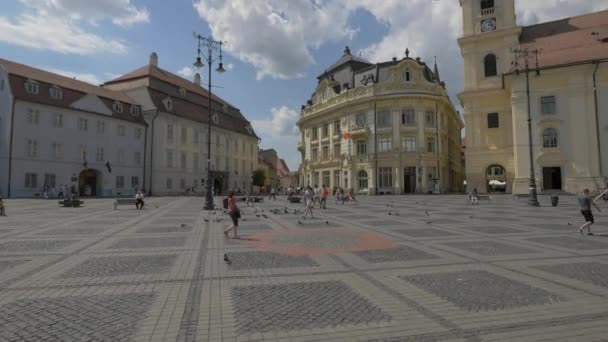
44 173 56 187
193 153 199 170
487 112 499 128
26 139 38 158
25 173 37 188
26 108 40 124
181 127 187 143
333 171 340 188
96 147 105 161
97 120 105 134
322 171 330 187
355 113 366 128
378 167 393 188
166 150 174 168
402 136 417 152
52 113 63 127
193 131 200 144
25 82 39 94
378 136 392 153
180 178 186 189
377 111 392 128
135 128 142 140
78 118 88 131
322 124 329 138
312 148 318 162
312 127 318 140
333 120 340 135
131 176 139 188
225 157 230 171
427 137 436 153
51 142 62 159
115 176 125 189
49 87 62 99
541 96 556 115
425 111 436 127
322 145 329 160
181 152 187 169
117 149 125 165
356 140 367 155
401 109 416 125
167 124 174 142
134 152 141 165
117 125 125 137
166 178 173 189
333 143 341 158
79 145 87 161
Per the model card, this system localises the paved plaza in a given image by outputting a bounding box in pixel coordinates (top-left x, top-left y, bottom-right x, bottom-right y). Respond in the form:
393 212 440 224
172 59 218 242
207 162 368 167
1 195 608 341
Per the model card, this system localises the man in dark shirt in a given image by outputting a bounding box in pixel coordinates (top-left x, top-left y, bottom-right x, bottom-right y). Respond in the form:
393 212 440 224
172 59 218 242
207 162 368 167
579 189 601 235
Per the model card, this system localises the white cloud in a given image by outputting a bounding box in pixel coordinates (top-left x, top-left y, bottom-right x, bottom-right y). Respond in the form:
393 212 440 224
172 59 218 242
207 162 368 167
0 0 148 55
177 66 196 78
251 106 301 169
43 67 103 85
194 0 356 80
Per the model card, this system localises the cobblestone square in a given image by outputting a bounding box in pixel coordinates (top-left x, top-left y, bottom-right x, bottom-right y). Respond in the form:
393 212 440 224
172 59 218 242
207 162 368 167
1 195 608 341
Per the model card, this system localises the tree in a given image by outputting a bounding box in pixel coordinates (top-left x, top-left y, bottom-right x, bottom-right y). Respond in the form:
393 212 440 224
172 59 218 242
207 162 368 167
251 169 266 188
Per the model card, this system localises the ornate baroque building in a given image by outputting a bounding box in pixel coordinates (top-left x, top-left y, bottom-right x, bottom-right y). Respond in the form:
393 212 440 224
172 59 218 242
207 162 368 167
297 47 464 195
458 0 608 194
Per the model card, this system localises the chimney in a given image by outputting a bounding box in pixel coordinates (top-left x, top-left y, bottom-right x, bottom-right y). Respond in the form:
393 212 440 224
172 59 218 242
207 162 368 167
149 52 158 67
194 73 201 86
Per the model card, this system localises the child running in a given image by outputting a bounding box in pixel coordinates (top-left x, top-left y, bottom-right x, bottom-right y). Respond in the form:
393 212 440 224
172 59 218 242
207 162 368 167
578 188 601 236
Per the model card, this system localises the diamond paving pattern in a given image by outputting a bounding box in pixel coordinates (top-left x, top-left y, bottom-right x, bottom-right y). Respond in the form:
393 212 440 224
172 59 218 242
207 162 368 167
226 251 319 270
61 255 178 278
526 236 608 250
354 246 438 263
231 280 391 333
392 228 458 238
442 241 535 256
108 236 186 249
135 226 193 234
0 240 78 253
0 293 156 342
536 262 608 288
0 260 28 273
400 270 564 312
37 227 109 236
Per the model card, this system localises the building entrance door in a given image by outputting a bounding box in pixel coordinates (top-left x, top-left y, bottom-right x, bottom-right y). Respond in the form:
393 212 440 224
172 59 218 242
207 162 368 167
79 169 98 197
403 167 416 193
543 167 562 190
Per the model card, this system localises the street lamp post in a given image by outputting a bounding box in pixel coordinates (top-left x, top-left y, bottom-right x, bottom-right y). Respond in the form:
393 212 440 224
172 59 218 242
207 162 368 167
513 48 540 206
193 32 226 210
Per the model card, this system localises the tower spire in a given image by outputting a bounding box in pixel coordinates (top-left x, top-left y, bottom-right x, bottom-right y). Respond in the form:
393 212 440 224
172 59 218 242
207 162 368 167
434 56 441 82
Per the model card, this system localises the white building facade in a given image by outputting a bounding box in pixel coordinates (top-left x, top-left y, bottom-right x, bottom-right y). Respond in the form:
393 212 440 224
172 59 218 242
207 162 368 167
0 58 146 198
104 53 259 196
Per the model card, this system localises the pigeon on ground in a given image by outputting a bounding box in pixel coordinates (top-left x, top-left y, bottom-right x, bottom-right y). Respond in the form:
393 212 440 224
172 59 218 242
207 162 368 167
394 213 400 216
425 211 430 216
224 253 232 265
204 218 209 222
298 220 303 224
256 214 261 218
325 221 329 225
212 211 216 215
425 221 432 225
388 212 392 215
180 224 187 227
567 222 572 226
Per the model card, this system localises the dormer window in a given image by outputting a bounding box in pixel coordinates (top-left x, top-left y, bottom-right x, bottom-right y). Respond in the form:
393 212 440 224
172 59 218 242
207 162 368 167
404 69 413 82
178 87 187 97
24 80 39 94
212 114 219 124
130 105 140 117
246 126 253 135
113 102 124 113
323 87 330 100
164 98 173 111
49 86 63 100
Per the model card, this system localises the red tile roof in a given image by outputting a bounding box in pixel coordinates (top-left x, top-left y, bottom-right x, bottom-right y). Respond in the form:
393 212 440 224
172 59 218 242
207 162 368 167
520 10 608 68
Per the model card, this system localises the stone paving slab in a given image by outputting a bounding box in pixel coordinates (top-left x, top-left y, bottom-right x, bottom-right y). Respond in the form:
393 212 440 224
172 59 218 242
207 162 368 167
1 195 608 341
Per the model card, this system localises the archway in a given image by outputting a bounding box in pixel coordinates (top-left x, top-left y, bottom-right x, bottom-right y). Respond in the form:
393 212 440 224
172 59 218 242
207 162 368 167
79 169 99 197
213 177 223 196
486 165 506 193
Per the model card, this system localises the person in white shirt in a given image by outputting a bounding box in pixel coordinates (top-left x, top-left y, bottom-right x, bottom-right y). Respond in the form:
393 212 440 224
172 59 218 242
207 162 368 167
303 186 314 219
135 191 145 210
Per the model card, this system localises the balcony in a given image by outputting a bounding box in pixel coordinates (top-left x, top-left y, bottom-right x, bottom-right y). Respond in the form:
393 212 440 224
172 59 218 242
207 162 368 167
350 124 369 138
481 7 494 16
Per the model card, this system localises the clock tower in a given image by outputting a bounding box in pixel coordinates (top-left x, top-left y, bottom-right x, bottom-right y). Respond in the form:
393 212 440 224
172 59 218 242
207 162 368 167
457 0 521 193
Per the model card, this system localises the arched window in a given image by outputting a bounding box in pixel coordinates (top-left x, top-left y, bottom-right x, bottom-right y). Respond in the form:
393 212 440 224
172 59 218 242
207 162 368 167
481 0 494 10
543 128 558 148
358 170 368 190
484 54 497 77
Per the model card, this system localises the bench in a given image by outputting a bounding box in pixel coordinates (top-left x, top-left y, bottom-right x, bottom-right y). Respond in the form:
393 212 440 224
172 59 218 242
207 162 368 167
113 198 137 210
58 200 84 207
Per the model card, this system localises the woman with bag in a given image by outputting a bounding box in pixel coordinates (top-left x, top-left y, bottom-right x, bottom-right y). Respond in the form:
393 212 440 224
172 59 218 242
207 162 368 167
224 191 240 239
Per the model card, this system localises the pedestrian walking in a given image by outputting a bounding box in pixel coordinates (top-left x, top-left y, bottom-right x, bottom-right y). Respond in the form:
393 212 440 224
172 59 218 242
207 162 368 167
224 191 241 239
578 188 602 236
0 197 6 216
313 185 320 208
269 187 277 200
469 188 479 205
135 190 145 210
303 186 314 219
321 185 329 209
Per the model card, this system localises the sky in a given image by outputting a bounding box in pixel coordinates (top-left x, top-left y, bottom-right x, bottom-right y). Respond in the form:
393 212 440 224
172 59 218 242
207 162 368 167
1 0 607 170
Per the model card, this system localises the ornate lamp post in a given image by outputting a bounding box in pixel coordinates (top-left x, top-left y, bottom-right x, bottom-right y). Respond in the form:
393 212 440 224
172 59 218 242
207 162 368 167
513 48 541 206
193 32 226 210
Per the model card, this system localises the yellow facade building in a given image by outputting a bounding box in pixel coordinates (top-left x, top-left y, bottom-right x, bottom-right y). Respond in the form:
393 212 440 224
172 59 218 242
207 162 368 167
297 48 464 195
458 0 608 194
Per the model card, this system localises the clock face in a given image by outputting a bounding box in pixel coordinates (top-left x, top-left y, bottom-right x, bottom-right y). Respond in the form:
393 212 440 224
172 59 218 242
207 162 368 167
481 18 497 32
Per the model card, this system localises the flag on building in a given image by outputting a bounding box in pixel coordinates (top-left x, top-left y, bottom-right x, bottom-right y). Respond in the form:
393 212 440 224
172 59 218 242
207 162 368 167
105 161 112 173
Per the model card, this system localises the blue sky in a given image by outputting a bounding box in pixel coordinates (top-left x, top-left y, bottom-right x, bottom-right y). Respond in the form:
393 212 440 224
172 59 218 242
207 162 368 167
1 0 607 170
